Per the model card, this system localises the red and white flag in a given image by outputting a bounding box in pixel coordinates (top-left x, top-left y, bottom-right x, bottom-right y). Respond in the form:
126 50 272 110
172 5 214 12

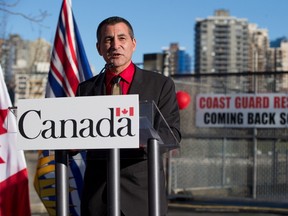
0 65 31 216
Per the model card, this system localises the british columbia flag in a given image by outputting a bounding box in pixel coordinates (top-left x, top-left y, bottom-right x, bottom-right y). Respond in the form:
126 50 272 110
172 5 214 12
33 0 93 215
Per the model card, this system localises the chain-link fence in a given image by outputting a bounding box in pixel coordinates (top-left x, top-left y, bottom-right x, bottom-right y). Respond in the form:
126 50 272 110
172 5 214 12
169 72 288 205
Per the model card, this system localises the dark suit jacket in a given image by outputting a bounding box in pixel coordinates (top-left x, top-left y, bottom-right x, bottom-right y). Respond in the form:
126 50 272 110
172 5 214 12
76 65 181 216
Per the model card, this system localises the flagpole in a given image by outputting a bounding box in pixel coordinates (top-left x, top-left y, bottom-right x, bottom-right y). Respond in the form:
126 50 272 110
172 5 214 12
55 150 69 216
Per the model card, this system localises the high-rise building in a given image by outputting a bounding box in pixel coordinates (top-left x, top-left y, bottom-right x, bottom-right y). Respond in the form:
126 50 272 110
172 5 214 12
143 43 192 76
248 24 269 72
143 53 164 74
267 37 288 71
194 9 250 74
267 37 288 90
177 49 192 75
0 34 51 104
163 43 191 75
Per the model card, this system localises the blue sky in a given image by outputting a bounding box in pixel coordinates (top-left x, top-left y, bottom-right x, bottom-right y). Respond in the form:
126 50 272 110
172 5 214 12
3 0 288 73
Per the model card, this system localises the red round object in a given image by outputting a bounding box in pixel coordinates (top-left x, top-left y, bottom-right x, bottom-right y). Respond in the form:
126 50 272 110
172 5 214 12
176 91 191 110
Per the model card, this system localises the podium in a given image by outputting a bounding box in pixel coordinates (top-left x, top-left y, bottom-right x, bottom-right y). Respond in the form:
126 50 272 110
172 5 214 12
104 100 179 216
139 100 179 216
14 97 179 216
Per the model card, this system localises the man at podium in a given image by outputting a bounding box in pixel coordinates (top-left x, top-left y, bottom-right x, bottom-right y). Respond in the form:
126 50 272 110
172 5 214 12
76 16 181 216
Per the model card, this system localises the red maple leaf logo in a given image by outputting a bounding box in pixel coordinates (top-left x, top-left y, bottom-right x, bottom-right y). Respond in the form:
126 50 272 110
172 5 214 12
0 109 8 135
115 107 134 117
122 109 128 115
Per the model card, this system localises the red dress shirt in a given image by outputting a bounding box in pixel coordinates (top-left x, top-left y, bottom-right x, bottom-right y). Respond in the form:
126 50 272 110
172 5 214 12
105 62 135 95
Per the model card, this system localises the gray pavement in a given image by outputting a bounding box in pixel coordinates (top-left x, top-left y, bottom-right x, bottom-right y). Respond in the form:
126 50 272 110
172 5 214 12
26 151 287 216
168 204 286 216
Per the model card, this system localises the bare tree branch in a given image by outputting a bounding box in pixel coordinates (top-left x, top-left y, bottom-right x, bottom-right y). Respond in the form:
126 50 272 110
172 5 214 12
0 7 49 22
0 0 20 7
0 0 50 27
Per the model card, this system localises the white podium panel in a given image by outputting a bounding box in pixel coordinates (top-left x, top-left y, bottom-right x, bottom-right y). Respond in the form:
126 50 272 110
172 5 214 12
17 95 139 150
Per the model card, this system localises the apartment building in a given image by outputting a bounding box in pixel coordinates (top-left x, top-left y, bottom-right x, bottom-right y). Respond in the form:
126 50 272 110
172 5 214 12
143 43 192 76
267 38 288 90
194 9 250 74
248 24 270 72
0 34 51 105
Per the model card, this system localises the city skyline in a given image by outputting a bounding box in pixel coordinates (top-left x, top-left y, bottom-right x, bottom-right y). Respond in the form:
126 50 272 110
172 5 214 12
3 0 288 73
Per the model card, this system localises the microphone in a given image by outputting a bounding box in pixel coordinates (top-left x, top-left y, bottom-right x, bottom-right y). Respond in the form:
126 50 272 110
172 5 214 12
105 63 114 70
98 63 114 74
90 63 114 91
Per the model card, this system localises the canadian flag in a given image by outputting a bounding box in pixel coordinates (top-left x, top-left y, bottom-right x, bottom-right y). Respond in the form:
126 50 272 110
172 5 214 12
115 107 134 117
0 65 31 216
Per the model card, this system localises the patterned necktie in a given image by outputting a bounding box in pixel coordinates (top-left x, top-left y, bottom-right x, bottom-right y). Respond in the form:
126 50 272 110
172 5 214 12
111 76 122 95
